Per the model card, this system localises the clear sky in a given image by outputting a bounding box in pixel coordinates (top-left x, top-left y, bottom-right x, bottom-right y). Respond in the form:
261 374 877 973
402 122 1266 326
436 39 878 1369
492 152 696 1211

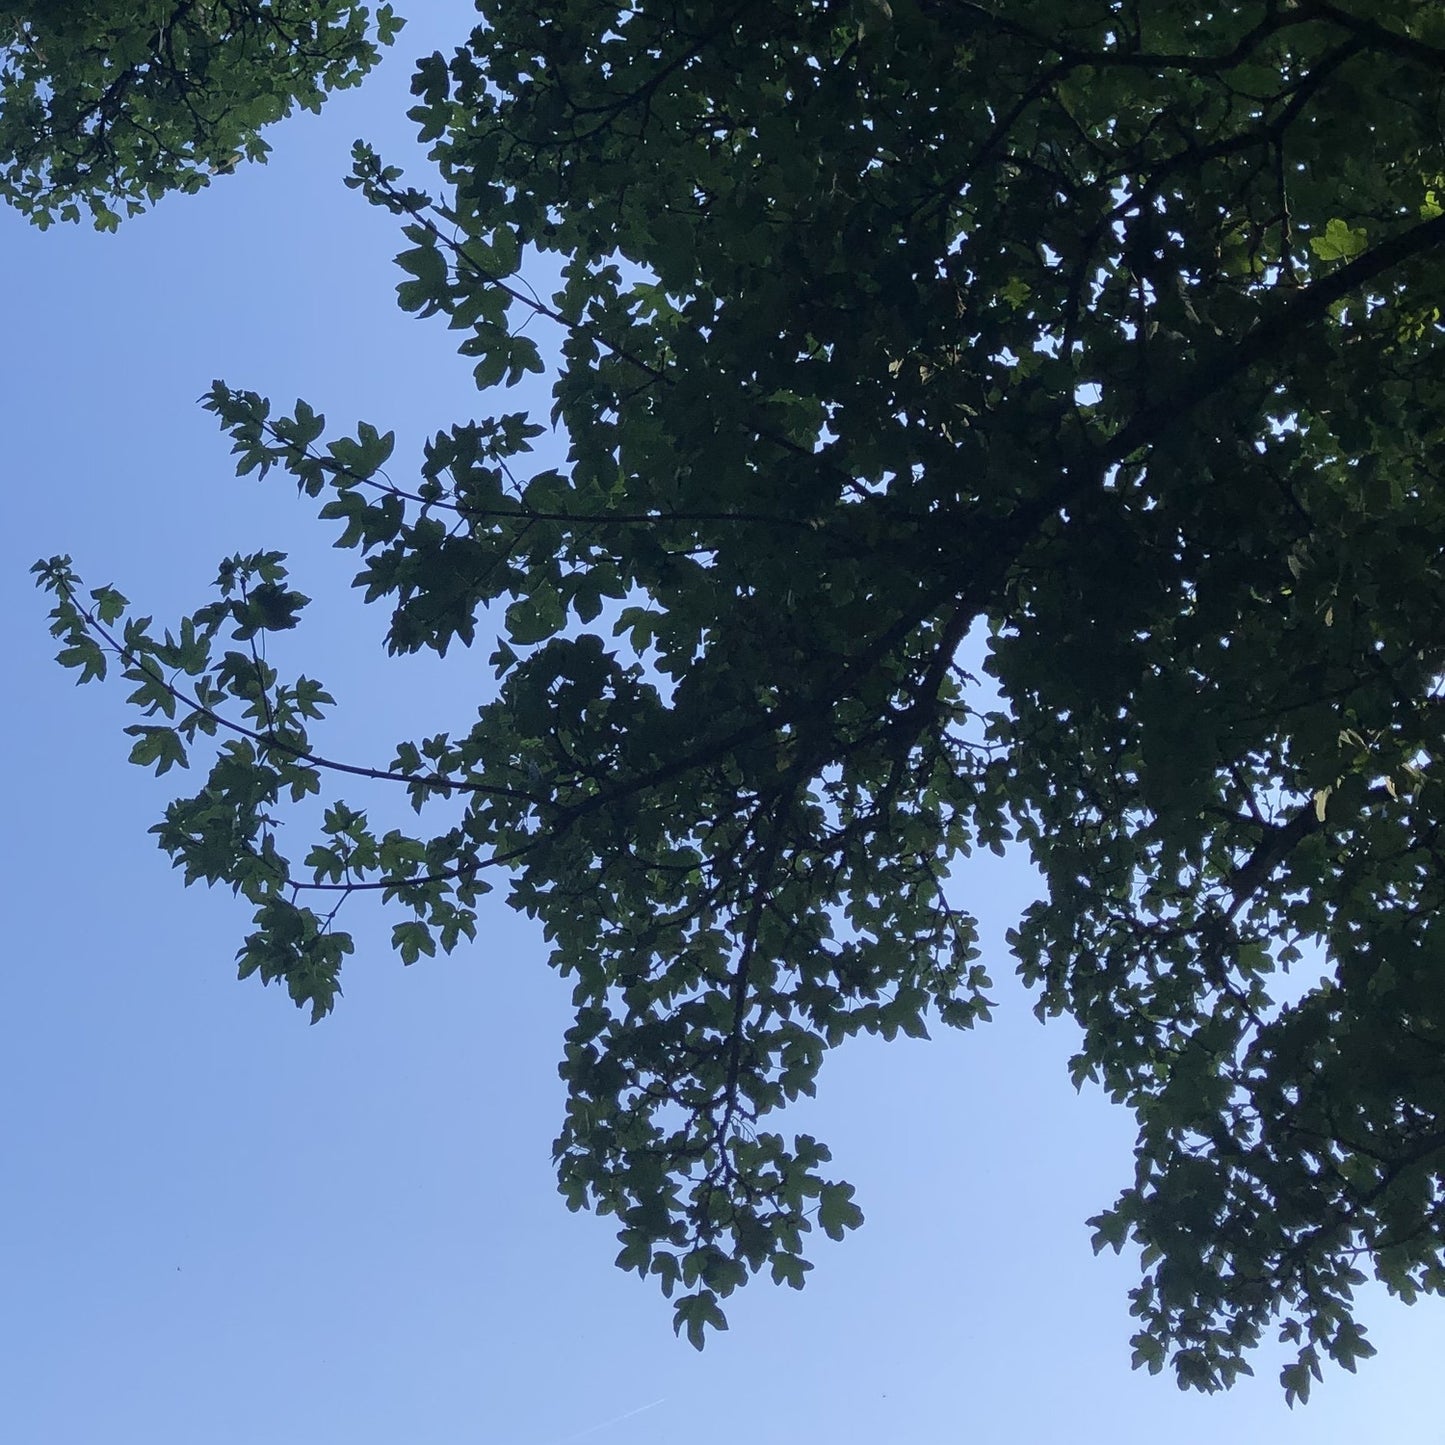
3 7 1442 1442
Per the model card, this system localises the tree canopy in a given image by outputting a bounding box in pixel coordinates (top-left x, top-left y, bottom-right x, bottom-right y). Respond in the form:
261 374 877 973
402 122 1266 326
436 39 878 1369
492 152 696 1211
0 0 401 227
31 0 1445 1401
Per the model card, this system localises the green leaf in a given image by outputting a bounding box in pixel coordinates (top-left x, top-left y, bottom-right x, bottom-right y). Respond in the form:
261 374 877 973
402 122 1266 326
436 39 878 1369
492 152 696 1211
124 725 188 776
817 1183 864 1242
391 920 437 966
1308 217 1368 262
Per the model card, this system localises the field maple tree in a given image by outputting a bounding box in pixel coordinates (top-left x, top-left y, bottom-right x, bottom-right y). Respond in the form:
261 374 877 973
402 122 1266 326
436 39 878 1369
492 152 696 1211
27 0 1445 1399
0 0 400 226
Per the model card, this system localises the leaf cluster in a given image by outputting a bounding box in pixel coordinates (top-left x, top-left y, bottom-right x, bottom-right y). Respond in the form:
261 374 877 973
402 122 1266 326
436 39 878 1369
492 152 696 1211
34 0 1445 1394
0 0 402 227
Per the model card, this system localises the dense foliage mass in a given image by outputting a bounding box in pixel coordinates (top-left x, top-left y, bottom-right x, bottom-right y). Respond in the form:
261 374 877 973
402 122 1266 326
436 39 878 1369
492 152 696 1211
33 0 1445 1398
0 0 400 226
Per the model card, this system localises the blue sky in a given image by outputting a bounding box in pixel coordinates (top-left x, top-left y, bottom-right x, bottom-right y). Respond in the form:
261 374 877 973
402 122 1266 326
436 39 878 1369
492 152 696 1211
4 7 1443 1441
